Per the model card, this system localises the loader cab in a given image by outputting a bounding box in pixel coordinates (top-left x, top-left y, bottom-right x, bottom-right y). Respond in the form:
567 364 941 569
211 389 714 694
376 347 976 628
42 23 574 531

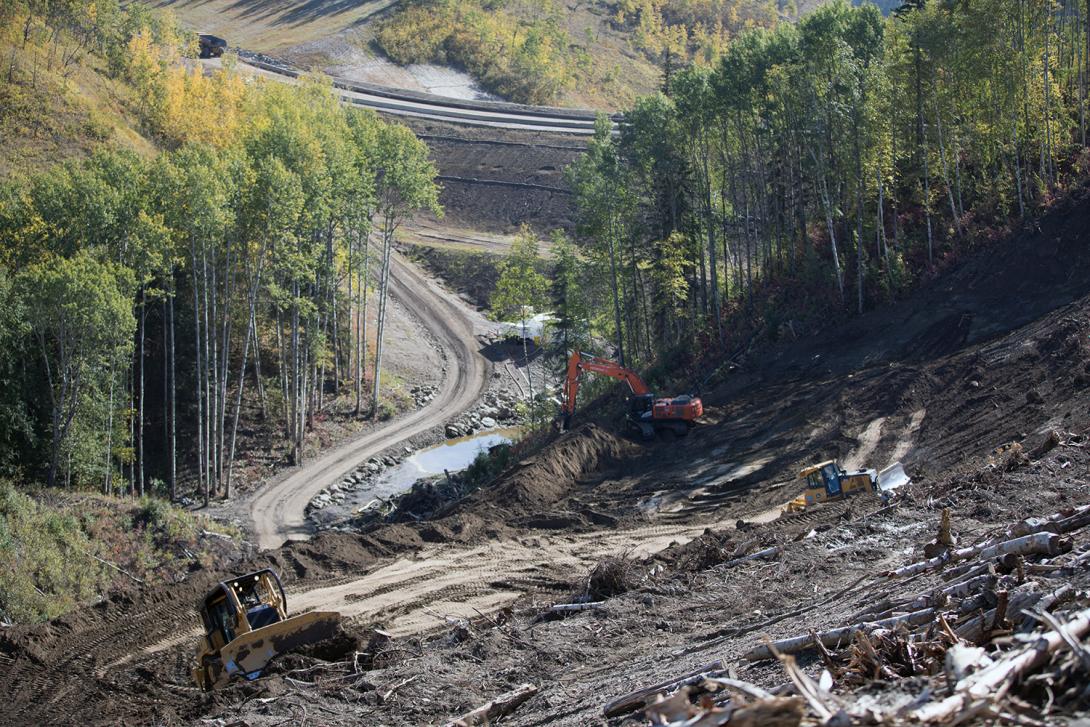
819 461 841 495
198 34 227 58
198 569 288 651
799 460 844 504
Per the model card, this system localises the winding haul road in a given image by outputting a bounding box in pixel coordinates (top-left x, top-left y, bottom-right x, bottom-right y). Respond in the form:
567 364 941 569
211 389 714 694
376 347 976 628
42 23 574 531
228 50 597 547
234 49 599 549
236 56 613 135
247 253 490 551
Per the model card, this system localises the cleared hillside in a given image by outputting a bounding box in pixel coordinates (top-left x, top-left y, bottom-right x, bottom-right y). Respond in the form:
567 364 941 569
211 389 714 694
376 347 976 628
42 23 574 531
3 165 1090 727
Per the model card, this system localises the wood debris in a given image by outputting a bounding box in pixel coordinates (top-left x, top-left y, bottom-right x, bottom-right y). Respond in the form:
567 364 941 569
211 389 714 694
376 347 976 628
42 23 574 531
605 503 1090 726
443 682 538 726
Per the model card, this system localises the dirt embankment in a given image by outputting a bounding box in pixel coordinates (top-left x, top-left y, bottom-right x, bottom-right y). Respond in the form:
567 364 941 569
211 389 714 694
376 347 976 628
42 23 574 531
404 120 586 232
4 189 1090 725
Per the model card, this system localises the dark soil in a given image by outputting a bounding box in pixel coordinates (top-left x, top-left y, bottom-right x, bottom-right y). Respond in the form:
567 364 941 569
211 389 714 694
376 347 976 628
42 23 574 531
403 119 585 233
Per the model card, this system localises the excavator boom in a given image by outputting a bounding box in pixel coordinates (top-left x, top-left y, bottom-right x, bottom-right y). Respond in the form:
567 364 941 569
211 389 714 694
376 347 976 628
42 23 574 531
560 351 701 437
563 351 651 418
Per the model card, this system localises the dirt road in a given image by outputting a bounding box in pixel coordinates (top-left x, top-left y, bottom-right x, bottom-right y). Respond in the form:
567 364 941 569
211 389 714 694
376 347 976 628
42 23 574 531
229 57 603 134
248 253 490 550
129 516 739 670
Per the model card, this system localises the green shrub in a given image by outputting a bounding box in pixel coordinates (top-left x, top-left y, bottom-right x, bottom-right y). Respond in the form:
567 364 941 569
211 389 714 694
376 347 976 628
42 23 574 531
461 442 513 489
375 1 576 104
0 481 108 623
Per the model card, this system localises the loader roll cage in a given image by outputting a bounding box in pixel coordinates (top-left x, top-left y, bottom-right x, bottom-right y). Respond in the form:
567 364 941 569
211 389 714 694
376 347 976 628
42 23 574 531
198 568 288 651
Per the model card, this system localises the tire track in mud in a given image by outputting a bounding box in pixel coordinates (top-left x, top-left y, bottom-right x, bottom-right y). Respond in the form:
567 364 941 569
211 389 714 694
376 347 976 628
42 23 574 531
0 494 874 725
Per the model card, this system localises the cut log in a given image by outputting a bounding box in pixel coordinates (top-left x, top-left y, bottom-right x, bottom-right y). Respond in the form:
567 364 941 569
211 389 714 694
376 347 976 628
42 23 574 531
955 590 1042 644
445 683 538 727
548 601 605 613
702 677 775 701
910 573 998 610
1005 505 1090 538
602 661 724 717
911 607 1090 722
1053 508 1090 534
714 545 783 571
744 608 936 661
890 532 1068 578
977 533 1067 561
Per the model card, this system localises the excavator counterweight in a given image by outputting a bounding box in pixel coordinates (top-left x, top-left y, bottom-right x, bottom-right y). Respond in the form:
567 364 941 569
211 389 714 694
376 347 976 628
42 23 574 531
559 351 702 439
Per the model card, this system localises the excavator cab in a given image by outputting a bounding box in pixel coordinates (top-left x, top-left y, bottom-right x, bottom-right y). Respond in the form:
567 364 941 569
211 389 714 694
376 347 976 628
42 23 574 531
628 393 655 417
192 568 341 691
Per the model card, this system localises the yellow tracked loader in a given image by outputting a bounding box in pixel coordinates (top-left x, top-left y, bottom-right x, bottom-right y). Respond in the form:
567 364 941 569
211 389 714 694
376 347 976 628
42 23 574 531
192 568 340 690
784 459 910 513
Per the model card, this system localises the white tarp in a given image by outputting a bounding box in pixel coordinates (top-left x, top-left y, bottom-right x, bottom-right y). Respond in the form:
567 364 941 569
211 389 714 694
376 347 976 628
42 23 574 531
498 312 557 342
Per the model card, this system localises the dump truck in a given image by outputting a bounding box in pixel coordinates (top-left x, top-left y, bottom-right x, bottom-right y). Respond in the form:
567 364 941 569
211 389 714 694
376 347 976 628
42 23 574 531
198 34 227 59
783 459 910 513
192 568 340 690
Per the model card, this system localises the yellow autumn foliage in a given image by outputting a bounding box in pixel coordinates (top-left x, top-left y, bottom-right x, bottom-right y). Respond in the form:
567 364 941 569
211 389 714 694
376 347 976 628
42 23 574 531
155 65 248 147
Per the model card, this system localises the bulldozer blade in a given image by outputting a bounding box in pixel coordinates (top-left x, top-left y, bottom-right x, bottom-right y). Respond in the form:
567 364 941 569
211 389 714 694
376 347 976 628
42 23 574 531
877 462 910 492
211 610 341 689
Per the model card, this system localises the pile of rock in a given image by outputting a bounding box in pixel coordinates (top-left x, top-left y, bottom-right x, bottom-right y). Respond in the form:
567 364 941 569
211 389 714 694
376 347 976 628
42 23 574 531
305 448 413 516
410 384 439 409
444 389 522 439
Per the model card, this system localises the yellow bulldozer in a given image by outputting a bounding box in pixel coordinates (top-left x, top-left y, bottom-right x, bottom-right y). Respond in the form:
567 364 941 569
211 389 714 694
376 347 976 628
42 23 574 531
784 459 909 513
192 568 341 690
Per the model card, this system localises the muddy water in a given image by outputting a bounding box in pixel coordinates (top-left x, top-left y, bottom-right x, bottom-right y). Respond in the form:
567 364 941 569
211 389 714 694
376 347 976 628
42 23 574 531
377 428 521 495
323 428 521 519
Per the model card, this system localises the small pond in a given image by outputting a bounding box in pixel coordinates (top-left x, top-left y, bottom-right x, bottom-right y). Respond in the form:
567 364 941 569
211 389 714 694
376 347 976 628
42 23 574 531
313 427 521 524
374 427 521 496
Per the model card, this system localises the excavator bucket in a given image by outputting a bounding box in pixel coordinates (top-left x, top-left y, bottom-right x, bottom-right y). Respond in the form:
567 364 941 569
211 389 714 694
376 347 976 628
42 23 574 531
877 462 910 492
196 610 341 690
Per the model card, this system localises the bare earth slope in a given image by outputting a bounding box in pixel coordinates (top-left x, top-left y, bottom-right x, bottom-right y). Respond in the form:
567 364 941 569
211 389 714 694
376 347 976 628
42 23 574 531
3 191 1090 725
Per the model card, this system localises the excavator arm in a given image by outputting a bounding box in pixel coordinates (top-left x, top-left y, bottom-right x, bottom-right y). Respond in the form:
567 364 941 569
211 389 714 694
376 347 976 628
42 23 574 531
562 351 651 420
559 350 702 436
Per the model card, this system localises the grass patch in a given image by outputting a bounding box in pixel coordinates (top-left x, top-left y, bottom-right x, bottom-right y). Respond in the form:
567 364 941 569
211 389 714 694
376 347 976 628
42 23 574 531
0 481 240 624
375 0 582 105
0 14 156 180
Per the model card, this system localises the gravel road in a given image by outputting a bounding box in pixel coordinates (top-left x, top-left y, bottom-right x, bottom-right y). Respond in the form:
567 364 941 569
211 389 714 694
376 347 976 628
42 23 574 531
247 253 490 550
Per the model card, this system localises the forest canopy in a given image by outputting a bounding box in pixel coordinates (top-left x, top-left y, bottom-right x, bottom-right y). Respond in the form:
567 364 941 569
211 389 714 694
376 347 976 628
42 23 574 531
0 0 440 501
563 0 1090 380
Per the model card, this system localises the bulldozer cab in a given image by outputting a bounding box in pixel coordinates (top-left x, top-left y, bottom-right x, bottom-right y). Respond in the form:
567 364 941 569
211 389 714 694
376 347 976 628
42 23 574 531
803 461 843 497
199 569 287 653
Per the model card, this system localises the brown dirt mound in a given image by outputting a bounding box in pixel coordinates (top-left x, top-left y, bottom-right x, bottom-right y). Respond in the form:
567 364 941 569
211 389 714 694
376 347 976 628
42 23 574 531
454 423 636 517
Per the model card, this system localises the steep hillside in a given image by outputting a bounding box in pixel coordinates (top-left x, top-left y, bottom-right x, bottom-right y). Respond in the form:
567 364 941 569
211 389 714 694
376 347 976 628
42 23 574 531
155 0 807 108
0 18 156 178
3 147 1090 727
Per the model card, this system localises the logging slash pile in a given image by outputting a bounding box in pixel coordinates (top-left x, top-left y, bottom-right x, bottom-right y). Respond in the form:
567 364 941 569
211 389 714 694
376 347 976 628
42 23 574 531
613 501 1090 727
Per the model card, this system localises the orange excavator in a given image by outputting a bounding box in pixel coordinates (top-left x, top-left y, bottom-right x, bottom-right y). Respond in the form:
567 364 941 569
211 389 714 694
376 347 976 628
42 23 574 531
560 351 703 439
